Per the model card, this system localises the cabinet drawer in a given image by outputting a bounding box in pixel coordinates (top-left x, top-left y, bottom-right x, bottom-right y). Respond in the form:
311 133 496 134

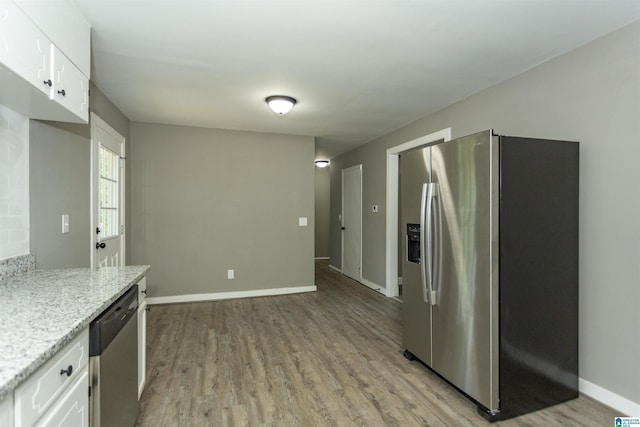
14 328 88 427
34 369 88 427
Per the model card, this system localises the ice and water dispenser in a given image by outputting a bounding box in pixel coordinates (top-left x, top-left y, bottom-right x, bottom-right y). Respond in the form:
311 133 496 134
406 223 421 263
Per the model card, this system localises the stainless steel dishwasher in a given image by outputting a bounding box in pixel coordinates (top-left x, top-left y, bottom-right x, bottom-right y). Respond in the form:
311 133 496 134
89 285 139 427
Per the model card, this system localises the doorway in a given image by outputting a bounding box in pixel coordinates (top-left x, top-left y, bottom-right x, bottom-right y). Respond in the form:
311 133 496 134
90 113 126 267
341 164 362 282
385 128 451 297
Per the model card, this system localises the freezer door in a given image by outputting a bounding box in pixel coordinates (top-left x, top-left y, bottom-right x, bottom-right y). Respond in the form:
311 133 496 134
430 130 499 411
400 147 432 366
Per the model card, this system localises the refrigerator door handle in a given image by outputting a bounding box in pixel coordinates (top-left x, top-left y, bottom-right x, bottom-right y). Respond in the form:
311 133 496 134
431 184 442 306
420 183 438 305
420 183 429 304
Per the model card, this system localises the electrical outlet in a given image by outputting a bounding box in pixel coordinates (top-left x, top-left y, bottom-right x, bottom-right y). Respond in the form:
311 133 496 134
227 269 234 279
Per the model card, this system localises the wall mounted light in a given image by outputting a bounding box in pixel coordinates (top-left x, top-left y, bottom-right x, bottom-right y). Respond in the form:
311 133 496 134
315 160 330 168
265 95 297 115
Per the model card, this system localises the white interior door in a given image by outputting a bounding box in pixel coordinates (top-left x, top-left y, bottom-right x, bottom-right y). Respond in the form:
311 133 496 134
91 113 125 267
342 165 362 282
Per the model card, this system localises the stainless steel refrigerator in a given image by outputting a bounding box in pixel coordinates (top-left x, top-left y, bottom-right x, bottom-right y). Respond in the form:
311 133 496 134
400 129 578 421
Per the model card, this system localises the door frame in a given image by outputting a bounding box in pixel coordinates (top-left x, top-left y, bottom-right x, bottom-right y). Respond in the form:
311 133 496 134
90 112 126 267
341 164 363 283
385 128 451 297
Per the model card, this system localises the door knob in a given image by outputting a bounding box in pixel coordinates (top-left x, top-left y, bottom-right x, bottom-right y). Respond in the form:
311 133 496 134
341 227 346 230
96 242 106 249
43 79 52 87
57 89 66 96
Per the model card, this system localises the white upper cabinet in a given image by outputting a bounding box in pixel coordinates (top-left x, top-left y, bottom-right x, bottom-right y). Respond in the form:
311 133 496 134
0 0 90 123
0 1 51 96
52 46 89 122
13 0 90 77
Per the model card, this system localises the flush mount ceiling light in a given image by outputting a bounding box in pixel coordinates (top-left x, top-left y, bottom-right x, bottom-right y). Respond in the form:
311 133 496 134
315 160 330 168
266 95 297 115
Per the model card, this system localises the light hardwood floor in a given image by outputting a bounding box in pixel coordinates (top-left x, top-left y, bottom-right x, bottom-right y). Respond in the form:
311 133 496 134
136 260 617 426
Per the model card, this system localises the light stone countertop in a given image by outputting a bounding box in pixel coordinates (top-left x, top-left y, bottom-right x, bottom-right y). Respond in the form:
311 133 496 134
0 265 150 399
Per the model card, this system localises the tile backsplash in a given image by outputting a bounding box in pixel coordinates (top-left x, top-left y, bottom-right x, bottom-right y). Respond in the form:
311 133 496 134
0 105 29 260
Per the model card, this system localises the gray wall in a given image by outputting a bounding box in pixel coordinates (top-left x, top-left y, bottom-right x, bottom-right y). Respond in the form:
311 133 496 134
129 123 315 297
330 22 640 405
314 165 330 258
30 84 130 269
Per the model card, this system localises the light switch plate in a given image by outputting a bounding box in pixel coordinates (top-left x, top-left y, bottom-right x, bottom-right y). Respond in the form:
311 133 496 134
299 217 308 226
227 269 234 279
62 214 69 233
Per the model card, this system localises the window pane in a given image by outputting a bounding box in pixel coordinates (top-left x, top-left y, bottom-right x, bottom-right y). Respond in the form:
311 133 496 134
99 146 120 238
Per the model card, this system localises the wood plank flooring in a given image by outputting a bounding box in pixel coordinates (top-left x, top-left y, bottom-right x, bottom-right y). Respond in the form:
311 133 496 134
136 260 617 426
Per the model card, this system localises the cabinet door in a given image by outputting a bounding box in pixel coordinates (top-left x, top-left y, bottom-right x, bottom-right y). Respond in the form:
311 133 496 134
51 46 88 122
137 277 147 399
13 0 90 76
14 329 88 427
0 393 13 427
0 1 52 96
34 369 88 427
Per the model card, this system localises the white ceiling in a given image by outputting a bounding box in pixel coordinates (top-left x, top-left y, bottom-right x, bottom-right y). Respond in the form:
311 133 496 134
73 0 640 159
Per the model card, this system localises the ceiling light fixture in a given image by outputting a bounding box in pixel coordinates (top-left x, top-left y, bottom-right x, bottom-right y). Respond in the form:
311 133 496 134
266 95 297 115
315 160 330 168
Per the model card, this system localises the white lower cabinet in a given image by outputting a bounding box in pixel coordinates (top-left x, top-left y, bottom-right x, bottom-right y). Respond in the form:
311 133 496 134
137 276 147 399
34 370 88 427
14 328 89 427
0 393 14 427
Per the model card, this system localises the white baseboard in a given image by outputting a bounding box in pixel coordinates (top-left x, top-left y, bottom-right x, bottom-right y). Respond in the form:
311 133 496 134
360 277 386 296
579 377 640 416
329 264 341 273
314 257 330 260
147 285 317 305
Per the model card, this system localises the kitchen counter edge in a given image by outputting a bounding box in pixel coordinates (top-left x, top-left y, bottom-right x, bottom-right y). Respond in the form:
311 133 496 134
0 265 150 400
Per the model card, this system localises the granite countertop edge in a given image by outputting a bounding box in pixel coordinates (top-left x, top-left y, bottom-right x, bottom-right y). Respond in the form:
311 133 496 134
0 265 150 400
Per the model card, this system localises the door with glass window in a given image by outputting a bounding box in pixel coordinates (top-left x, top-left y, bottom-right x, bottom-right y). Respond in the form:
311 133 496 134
91 113 125 267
